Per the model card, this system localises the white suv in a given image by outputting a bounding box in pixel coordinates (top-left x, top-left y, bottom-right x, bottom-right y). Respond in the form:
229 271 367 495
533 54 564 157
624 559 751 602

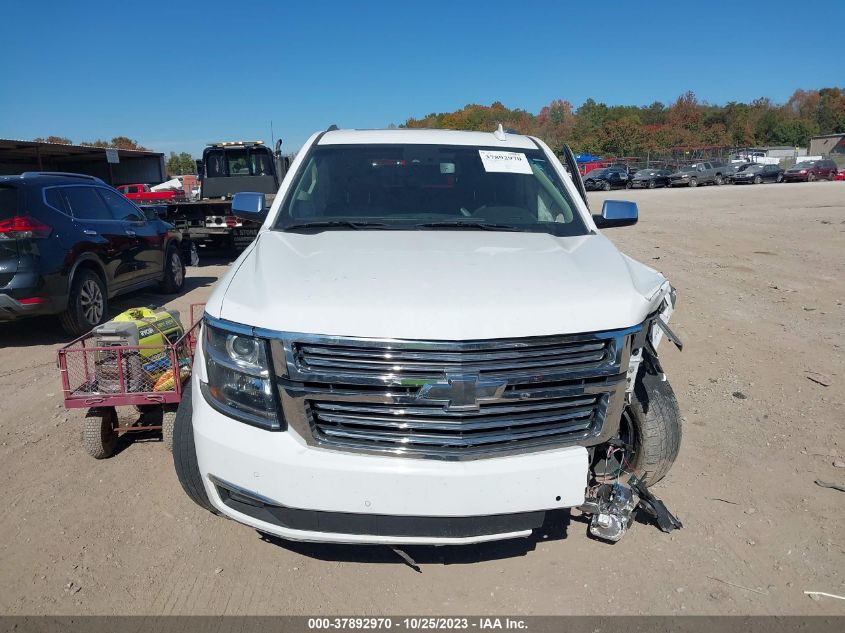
172 127 682 545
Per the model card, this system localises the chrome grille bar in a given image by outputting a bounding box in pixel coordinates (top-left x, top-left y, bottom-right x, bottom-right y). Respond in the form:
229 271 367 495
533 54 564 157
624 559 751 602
294 336 614 380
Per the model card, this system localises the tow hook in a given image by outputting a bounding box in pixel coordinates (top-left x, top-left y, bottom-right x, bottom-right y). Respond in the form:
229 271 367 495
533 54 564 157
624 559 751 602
580 475 683 543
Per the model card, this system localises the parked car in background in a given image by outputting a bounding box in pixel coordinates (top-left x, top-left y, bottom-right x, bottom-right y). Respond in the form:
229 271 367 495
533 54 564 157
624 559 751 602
834 168 845 181
630 168 672 189
117 183 184 203
668 161 730 187
0 172 185 335
783 159 839 182
583 166 631 191
731 163 784 184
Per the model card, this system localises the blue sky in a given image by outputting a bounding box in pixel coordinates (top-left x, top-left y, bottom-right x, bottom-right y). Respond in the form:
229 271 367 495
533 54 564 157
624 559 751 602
1 0 842 157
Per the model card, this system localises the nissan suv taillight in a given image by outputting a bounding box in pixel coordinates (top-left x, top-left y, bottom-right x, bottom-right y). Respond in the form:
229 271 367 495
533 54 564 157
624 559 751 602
0 216 52 240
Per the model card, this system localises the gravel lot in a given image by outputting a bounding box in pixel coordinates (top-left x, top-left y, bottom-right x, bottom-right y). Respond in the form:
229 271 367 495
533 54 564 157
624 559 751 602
0 182 843 615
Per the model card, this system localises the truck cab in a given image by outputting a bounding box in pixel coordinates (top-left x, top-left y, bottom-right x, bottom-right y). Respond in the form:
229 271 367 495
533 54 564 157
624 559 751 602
200 141 283 200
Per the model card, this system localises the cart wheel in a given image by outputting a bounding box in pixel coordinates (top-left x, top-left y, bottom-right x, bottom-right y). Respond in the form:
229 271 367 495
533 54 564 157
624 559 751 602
83 408 118 459
162 406 177 451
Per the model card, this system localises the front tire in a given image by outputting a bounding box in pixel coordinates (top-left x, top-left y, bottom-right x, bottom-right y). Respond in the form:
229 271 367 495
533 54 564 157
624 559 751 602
162 406 177 451
689 178 698 187
714 174 723 186
172 382 216 513
625 373 683 485
753 175 762 184
159 244 185 294
602 181 611 192
60 269 107 337
808 172 816 182
83 408 118 459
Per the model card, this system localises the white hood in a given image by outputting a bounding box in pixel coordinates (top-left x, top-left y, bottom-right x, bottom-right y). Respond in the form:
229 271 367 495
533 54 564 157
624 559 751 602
208 230 668 340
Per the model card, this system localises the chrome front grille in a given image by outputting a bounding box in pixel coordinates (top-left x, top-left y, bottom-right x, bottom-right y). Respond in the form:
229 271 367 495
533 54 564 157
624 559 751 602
307 392 605 456
290 334 616 383
271 328 637 459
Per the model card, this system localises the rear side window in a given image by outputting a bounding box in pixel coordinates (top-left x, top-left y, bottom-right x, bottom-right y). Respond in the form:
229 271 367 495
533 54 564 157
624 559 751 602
44 188 68 214
97 188 144 221
62 186 112 221
0 186 18 219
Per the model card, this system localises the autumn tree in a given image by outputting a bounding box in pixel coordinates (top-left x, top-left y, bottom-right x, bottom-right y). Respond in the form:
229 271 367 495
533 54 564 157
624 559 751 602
80 137 149 151
400 86 844 159
32 136 72 144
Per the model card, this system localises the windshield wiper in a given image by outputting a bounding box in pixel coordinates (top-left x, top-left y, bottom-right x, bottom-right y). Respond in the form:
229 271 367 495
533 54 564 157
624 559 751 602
415 220 522 231
283 220 391 231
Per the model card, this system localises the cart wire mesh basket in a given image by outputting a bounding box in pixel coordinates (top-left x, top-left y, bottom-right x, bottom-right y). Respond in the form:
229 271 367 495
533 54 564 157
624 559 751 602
58 303 205 409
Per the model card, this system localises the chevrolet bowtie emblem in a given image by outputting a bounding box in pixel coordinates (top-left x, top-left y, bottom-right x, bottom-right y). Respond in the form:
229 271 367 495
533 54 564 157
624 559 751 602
416 374 508 410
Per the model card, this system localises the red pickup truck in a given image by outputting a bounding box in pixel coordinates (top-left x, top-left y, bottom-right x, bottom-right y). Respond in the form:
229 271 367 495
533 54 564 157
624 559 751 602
117 183 184 202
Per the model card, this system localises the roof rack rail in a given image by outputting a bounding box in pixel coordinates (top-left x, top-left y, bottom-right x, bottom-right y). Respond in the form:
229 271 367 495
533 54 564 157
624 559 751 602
20 171 104 182
326 124 339 132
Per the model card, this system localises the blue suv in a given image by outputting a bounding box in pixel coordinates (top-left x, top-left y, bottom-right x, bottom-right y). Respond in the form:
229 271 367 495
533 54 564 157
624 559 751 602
0 172 185 336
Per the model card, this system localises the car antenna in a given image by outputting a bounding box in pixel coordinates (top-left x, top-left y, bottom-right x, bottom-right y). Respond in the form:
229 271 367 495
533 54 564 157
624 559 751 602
493 123 507 141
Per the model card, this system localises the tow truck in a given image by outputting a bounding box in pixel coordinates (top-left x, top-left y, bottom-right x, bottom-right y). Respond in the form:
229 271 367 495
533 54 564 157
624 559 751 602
151 140 289 250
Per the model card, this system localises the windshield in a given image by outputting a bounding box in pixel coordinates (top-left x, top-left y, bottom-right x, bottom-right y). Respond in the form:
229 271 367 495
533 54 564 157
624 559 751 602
274 144 588 236
680 165 699 172
794 161 816 168
739 164 762 172
587 169 609 177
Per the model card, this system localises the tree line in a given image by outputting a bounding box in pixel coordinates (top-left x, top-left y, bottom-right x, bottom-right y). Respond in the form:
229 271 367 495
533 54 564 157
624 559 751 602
31 135 150 151
401 88 845 158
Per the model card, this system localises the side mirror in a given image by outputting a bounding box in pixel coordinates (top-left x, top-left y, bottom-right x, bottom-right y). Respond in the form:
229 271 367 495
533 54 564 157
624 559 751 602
231 192 268 222
593 200 638 229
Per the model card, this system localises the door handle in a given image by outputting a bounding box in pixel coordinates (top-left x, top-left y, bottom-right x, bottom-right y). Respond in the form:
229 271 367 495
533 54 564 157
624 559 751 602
125 230 136 237
83 229 98 236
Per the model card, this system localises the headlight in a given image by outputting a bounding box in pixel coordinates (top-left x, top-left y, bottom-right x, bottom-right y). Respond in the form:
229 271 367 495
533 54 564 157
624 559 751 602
201 318 283 430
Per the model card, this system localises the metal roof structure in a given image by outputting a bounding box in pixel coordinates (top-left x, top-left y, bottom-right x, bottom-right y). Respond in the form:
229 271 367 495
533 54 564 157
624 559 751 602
0 138 166 185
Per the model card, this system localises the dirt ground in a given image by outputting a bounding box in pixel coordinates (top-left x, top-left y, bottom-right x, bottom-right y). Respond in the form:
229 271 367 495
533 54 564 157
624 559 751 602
0 181 843 616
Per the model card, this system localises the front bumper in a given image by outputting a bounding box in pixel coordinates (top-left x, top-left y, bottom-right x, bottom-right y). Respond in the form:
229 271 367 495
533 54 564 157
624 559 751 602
783 173 808 181
191 368 590 545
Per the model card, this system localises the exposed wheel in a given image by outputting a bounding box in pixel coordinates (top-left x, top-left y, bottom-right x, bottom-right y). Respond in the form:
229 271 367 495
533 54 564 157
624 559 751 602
648 180 656 189
753 175 762 184
60 269 107 337
624 372 683 485
83 408 118 459
172 382 216 513
829 171 837 181
602 181 611 192
777 174 783 183
808 172 816 182
714 174 723 185
689 178 698 187
625 181 633 189
162 406 177 451
159 243 185 294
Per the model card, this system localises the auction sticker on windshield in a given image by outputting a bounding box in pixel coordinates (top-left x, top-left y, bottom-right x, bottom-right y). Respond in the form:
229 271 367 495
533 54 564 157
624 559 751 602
478 150 533 174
